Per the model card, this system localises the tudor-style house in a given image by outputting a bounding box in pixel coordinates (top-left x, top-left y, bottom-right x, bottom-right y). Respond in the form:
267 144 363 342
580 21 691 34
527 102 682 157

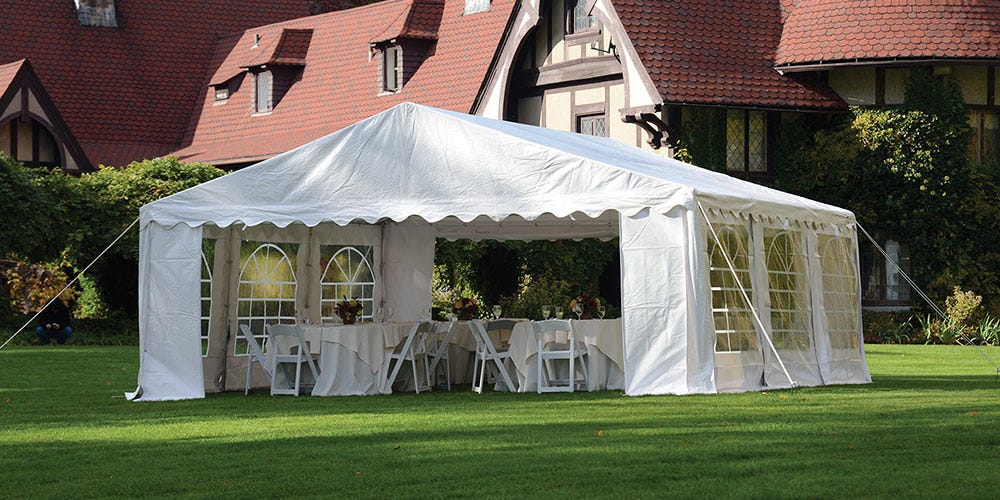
3 0 999 311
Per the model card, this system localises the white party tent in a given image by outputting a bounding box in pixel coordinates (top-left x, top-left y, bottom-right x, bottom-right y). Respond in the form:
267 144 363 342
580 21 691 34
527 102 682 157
131 102 870 401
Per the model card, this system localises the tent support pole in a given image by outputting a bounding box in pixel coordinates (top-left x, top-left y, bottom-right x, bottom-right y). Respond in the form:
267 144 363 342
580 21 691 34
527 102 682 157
697 202 796 388
0 217 141 351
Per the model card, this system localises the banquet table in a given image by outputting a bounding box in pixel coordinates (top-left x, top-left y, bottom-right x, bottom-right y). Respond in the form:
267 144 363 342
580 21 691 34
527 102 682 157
506 319 624 392
301 322 412 396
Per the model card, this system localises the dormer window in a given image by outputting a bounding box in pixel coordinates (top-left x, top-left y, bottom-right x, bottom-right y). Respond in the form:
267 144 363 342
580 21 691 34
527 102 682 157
464 0 490 15
75 0 118 27
382 45 401 93
214 86 229 102
253 70 271 114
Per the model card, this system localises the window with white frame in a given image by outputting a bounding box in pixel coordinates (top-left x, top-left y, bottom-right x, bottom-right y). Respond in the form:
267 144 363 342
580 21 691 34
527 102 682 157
726 109 767 175
235 241 298 355
859 238 911 306
382 45 401 93
708 224 759 352
200 240 214 357
764 229 811 350
819 234 860 349
254 70 271 113
320 245 376 322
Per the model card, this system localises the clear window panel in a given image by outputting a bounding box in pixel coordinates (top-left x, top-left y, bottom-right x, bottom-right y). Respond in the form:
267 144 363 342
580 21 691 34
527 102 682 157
707 224 758 352
320 245 376 323
235 241 298 356
764 229 811 350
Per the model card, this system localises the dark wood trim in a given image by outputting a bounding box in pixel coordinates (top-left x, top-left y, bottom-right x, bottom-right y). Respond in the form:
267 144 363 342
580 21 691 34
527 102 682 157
510 55 621 90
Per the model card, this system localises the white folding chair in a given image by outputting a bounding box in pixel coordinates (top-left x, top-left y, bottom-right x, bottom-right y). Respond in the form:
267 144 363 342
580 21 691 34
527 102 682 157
386 321 434 393
426 321 457 390
531 319 589 393
469 320 517 393
485 319 517 348
239 324 272 395
265 323 320 396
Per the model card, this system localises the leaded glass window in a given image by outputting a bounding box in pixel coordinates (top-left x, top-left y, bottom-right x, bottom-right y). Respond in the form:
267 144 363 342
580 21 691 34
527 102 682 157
726 109 767 175
578 114 607 137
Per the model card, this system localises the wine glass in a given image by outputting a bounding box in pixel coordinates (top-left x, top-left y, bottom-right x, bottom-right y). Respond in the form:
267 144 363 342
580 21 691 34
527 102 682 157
374 306 384 324
572 302 583 320
554 306 563 319
541 305 551 320
492 304 502 320
385 306 395 323
598 305 607 319
448 312 458 322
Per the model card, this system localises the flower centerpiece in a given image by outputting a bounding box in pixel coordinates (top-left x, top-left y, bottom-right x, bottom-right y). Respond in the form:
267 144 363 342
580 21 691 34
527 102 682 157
569 294 601 319
452 297 478 320
334 297 364 324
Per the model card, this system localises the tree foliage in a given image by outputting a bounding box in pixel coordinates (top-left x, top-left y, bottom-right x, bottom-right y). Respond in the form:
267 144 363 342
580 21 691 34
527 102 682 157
771 70 999 313
0 156 225 317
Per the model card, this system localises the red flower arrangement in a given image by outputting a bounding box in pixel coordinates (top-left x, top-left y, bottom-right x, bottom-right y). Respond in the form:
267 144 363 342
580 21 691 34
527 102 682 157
334 297 364 324
569 294 602 319
452 297 478 320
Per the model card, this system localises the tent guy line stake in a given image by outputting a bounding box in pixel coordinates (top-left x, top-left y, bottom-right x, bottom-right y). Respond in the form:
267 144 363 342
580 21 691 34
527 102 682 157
856 223 1000 370
697 202 797 389
0 217 140 351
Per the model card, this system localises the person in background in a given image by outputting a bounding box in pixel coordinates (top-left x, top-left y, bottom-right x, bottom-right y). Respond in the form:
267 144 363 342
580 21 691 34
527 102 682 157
36 298 73 345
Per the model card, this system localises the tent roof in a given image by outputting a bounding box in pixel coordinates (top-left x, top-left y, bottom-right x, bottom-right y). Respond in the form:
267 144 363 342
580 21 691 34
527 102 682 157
142 103 854 230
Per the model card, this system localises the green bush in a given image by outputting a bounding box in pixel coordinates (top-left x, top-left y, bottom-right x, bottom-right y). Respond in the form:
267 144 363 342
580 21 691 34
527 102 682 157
0 156 225 320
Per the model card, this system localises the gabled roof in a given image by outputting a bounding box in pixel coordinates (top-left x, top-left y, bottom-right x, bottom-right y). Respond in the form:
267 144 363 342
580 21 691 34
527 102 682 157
0 59 92 172
614 0 844 110
776 0 1000 69
172 0 518 166
0 1 311 167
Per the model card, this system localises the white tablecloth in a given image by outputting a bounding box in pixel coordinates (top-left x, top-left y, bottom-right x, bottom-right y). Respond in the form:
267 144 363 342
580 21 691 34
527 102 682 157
301 323 412 396
506 319 624 392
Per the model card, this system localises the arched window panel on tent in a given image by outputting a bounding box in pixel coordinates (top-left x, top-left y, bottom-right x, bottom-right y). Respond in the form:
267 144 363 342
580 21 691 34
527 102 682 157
200 239 214 357
764 229 812 351
819 235 861 350
707 224 758 353
235 241 298 355
320 245 375 322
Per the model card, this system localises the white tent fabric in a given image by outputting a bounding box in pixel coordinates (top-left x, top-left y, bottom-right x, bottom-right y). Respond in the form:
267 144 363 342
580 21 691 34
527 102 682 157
132 102 870 400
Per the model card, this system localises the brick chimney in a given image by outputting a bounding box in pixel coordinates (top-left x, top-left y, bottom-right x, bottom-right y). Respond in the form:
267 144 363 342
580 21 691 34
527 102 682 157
75 0 118 27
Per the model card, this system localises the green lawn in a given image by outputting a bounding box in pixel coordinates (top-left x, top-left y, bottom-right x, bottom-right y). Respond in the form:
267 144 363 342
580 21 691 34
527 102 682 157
1 345 997 498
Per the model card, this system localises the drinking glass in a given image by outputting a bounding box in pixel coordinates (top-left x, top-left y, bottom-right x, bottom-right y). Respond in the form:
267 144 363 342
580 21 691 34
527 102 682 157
492 304 502 320
554 306 563 319
572 302 583 320
448 312 458 322
374 306 384 324
598 305 607 319
541 305 552 320
385 306 395 323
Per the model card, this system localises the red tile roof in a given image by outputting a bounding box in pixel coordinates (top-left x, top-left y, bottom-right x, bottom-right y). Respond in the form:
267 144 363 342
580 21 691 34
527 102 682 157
776 0 1000 68
0 1 311 167
0 59 24 90
172 0 518 166
614 0 844 110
